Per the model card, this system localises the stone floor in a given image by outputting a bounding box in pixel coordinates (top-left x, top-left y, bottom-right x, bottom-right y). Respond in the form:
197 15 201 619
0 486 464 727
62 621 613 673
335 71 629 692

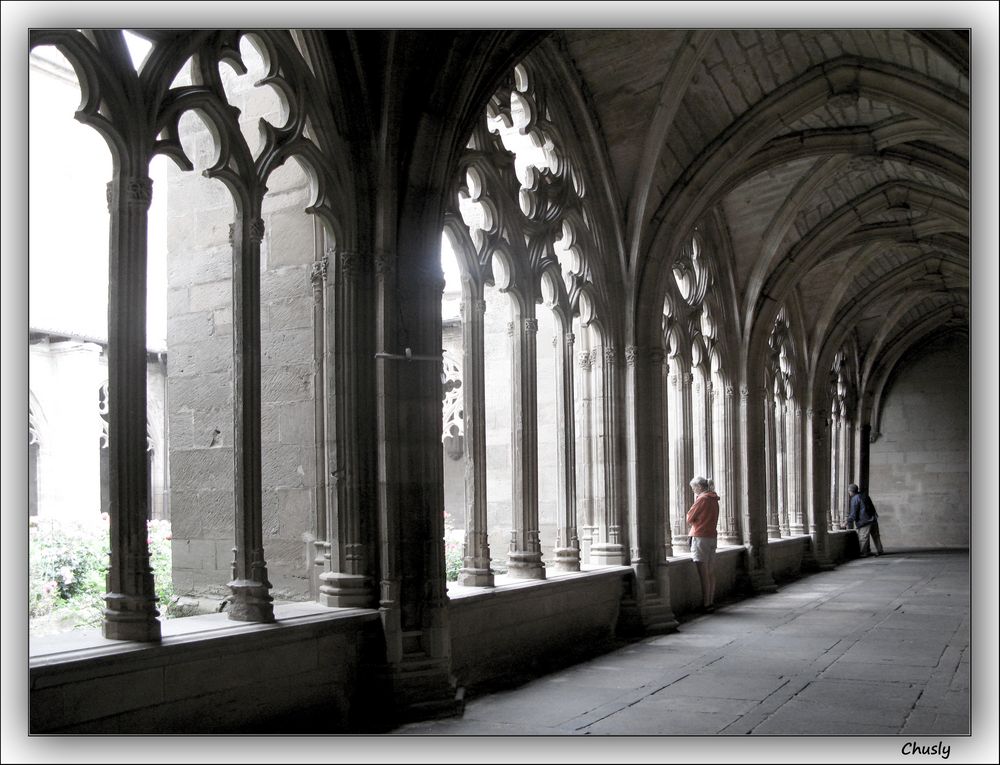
392 550 971 737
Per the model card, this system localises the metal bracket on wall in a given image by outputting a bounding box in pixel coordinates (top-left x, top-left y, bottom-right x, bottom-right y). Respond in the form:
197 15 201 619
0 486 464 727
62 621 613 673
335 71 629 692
374 348 443 363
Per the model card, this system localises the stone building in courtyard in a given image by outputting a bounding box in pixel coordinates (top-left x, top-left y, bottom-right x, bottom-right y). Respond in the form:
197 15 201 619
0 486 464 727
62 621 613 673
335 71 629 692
20 24 979 737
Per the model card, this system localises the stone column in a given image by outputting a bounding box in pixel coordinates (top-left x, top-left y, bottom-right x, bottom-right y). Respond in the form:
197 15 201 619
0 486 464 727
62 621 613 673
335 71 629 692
739 384 776 592
506 311 545 578
764 391 781 539
829 411 844 530
660 356 675 557
669 367 695 551
789 404 807 535
552 330 580 572
459 292 494 586
310 253 330 599
776 399 790 536
623 344 645 577
102 174 160 641
806 407 834 568
576 346 595 562
373 251 403 661
592 345 626 566
716 383 741 546
227 211 275 623
319 250 373 606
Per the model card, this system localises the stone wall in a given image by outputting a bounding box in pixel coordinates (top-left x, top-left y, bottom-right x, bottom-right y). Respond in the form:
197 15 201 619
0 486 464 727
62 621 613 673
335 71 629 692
869 334 969 548
166 50 320 601
29 606 381 733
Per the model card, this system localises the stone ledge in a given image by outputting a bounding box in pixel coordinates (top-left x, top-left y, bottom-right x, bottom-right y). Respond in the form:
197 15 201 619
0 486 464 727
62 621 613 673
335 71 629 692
30 602 379 669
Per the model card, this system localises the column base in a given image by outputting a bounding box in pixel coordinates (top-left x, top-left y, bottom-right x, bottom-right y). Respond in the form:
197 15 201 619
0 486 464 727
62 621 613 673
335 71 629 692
227 578 275 622
551 547 581 573
767 525 782 539
506 550 545 579
319 572 375 607
672 534 690 552
718 533 742 546
458 567 494 587
790 524 807 536
591 543 626 566
102 597 161 642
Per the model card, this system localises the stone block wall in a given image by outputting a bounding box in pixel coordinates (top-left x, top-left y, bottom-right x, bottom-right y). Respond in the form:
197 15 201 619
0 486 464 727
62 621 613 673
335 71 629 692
29 606 381 733
166 52 320 602
869 335 969 548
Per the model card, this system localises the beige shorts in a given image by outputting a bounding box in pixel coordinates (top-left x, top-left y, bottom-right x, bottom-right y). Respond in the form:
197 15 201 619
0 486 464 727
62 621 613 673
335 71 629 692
691 536 717 563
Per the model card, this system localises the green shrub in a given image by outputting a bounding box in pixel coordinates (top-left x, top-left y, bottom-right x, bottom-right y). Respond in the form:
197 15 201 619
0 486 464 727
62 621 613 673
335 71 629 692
443 511 463 582
29 514 175 631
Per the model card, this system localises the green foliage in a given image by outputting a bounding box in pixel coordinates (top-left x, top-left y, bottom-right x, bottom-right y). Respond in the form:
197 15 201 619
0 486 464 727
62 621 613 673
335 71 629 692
443 511 463 582
29 514 176 632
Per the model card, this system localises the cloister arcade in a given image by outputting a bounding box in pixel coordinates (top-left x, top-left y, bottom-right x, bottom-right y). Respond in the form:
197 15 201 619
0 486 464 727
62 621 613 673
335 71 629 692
21 26 971 734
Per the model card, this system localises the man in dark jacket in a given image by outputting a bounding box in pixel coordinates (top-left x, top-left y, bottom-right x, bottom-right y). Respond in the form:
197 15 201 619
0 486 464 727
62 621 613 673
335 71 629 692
844 483 884 557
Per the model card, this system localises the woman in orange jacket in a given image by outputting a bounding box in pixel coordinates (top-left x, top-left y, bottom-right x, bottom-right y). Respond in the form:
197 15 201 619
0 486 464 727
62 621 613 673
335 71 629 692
686 476 720 613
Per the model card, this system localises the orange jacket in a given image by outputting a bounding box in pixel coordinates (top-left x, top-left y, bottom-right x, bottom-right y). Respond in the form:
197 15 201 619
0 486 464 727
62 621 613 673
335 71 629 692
686 491 720 538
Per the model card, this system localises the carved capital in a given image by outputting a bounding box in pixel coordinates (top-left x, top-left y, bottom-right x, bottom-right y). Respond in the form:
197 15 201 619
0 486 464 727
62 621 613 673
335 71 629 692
310 256 329 285
565 332 575 346
604 346 617 366
726 385 736 398
578 350 593 370
551 334 558 347
108 177 154 210
506 321 515 338
590 348 600 366
524 317 538 334
374 252 394 281
625 345 638 366
473 298 487 315
681 371 694 386
339 251 357 282
740 384 750 401
249 217 265 243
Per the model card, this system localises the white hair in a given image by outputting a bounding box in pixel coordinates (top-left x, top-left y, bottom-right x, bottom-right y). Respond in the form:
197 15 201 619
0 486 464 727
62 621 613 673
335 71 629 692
689 476 715 493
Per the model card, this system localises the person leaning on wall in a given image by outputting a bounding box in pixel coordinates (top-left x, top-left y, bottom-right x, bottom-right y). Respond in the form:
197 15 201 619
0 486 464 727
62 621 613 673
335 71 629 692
687 476 720 613
841 483 885 557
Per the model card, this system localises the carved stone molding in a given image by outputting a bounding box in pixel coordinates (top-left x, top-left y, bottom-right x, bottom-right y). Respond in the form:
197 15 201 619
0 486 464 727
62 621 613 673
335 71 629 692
374 252 395 281
311 256 329 284
249 217 265 244
604 346 616 366
590 348 600 366
339 251 357 283
681 372 693 385
740 384 750 400
578 350 592 370
624 345 638 366
726 385 736 398
524 317 538 334
473 298 487 315
506 321 515 337
566 332 575 346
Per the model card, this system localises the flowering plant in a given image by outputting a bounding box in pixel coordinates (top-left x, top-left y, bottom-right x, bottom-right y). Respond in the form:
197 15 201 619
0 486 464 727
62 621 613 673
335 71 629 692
29 513 176 633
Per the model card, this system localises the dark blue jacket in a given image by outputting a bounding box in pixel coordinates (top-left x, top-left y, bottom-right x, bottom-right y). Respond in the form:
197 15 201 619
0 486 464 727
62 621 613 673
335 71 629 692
847 492 878 528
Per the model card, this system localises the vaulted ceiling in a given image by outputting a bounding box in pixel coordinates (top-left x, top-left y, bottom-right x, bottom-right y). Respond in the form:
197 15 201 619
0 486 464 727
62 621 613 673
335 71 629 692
556 29 969 389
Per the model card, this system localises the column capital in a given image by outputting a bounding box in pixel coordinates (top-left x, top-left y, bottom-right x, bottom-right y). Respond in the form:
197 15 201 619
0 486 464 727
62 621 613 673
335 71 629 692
473 298 487 315
578 350 593 370
108 176 153 210
339 251 359 282
604 345 617 367
624 344 638 366
311 255 329 284
524 317 538 334
507 320 515 337
374 251 395 281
